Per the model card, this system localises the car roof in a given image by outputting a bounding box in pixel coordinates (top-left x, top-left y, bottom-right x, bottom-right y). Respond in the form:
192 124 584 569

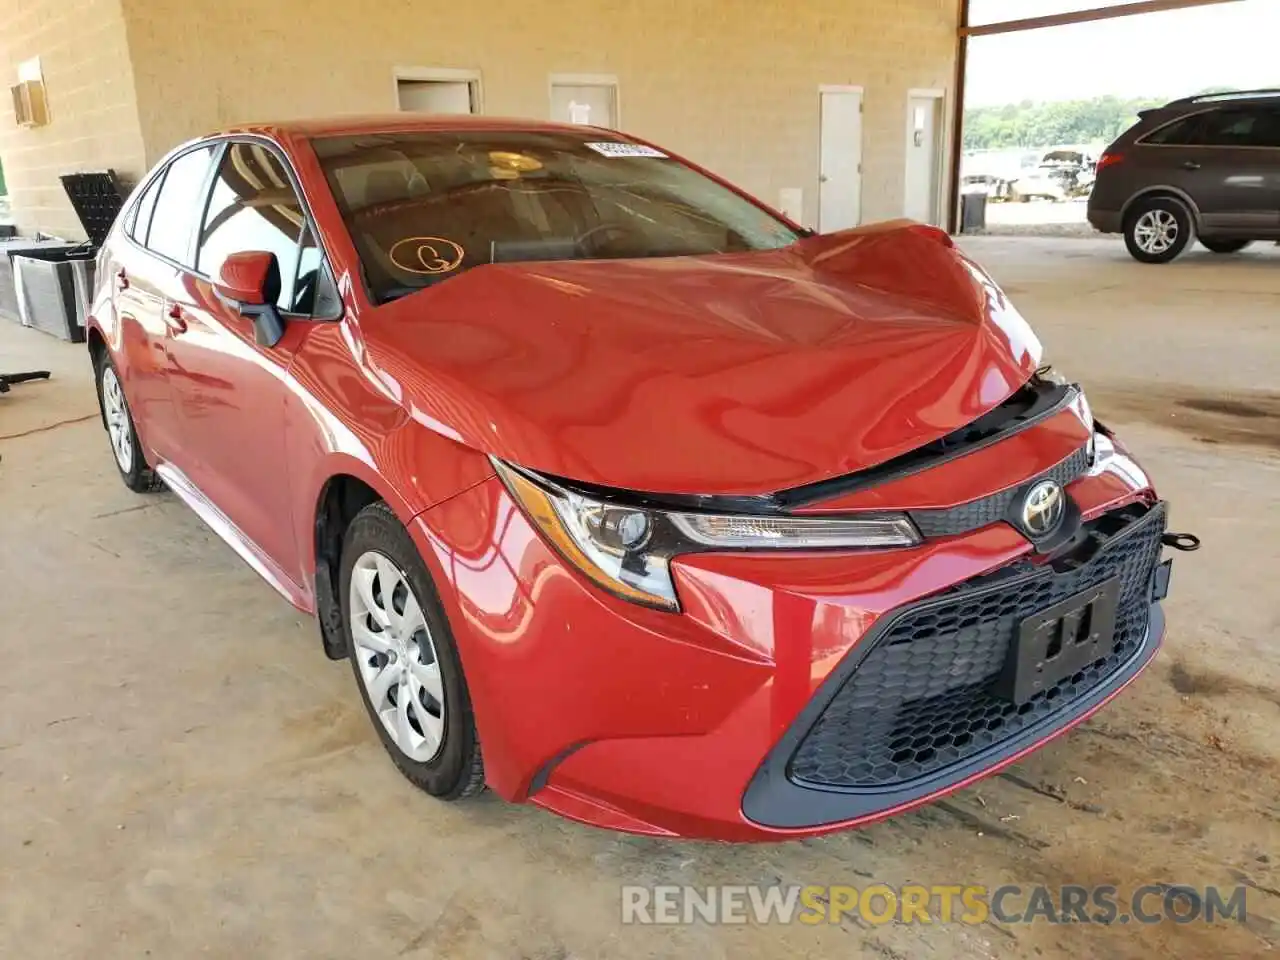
211 114 624 141
1164 89 1280 109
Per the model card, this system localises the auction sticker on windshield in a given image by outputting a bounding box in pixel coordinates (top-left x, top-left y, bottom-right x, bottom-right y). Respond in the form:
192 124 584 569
586 142 668 158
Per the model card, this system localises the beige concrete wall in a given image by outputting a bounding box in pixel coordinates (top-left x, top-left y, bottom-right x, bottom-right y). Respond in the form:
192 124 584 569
0 0 148 239
121 0 958 227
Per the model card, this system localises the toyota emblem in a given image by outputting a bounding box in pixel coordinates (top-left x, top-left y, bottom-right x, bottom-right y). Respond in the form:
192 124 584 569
1021 480 1065 537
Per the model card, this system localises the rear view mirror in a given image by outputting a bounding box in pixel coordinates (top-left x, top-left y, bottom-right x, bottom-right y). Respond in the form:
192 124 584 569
213 250 286 348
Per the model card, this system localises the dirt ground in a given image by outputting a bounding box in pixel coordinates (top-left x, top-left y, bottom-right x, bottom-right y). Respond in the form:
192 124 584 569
1 236 1277 959
980 196 1095 238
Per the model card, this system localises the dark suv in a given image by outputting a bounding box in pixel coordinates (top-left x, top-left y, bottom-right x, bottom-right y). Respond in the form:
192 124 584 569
1088 90 1280 263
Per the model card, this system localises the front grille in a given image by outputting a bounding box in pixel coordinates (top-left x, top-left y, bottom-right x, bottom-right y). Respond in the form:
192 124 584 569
908 445 1091 539
789 503 1166 790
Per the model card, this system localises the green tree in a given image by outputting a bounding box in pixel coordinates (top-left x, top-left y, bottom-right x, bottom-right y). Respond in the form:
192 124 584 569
963 95 1169 150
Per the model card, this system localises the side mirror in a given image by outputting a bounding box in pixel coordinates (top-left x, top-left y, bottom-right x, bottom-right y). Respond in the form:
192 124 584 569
213 250 286 348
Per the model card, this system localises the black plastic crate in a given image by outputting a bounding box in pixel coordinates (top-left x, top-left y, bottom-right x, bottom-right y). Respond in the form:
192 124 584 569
60 171 124 248
1 172 123 339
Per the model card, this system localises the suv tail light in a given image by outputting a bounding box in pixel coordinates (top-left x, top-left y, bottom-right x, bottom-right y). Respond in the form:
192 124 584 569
1096 151 1125 172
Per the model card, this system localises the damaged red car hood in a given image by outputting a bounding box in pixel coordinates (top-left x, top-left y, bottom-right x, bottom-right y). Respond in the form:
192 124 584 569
359 222 1043 495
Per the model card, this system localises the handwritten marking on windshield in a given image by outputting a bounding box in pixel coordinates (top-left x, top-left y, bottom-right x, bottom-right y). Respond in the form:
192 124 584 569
389 237 465 275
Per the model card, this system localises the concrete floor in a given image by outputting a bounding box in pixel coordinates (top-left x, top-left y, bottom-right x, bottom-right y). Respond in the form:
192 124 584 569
1 237 1277 959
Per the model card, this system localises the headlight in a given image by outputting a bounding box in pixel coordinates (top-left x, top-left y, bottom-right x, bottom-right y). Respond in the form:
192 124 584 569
1063 380 1097 465
493 459 921 611
1040 367 1098 465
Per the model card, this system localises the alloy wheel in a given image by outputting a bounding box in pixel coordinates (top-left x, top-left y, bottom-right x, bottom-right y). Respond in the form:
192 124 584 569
348 550 446 762
1133 209 1179 255
101 366 134 472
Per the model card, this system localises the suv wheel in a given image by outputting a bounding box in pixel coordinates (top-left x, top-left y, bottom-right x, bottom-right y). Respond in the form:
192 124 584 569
1124 197 1192 263
340 501 486 800
1200 238 1252 254
94 352 163 492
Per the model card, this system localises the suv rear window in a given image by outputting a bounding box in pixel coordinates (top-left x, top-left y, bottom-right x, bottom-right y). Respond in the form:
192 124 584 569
311 131 799 303
1144 114 1204 146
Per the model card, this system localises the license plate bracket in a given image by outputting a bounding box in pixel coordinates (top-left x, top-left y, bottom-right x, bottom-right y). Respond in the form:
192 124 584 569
992 578 1122 705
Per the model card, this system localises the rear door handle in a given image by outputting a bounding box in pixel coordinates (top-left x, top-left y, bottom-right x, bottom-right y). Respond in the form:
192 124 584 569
115 268 129 291
165 302 188 334
1182 161 1202 171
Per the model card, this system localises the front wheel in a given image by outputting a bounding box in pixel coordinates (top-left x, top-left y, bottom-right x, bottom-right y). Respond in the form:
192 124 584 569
340 501 485 800
1200 238 1253 254
1124 197 1193 264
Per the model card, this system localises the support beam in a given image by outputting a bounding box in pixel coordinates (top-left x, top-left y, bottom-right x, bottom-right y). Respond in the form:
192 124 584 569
962 0 1244 37
946 0 970 234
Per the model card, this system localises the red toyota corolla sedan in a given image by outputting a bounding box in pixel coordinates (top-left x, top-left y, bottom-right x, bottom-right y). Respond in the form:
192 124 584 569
87 116 1179 840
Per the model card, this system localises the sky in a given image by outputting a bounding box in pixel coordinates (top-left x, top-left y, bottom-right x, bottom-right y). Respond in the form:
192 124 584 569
965 0 1280 107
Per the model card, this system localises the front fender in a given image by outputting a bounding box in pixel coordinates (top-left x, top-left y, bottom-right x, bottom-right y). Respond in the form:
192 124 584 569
285 320 496 579
291 429 495 579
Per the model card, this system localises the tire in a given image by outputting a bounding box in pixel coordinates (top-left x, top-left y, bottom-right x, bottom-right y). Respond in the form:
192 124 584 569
1123 196 1193 264
93 350 163 493
1199 238 1253 254
340 501 485 800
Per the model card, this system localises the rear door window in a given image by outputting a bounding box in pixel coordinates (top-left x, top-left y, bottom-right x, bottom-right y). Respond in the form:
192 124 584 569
1220 106 1280 148
128 174 164 245
147 145 217 265
1258 108 1280 148
1197 108 1269 147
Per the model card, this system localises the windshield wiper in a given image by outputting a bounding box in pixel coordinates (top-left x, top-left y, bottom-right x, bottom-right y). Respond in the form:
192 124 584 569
378 284 431 304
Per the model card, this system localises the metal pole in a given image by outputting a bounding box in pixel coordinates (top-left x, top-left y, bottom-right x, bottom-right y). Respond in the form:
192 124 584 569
963 0 1245 37
947 0 971 234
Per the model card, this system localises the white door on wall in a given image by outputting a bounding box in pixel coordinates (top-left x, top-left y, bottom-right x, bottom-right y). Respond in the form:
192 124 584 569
397 80 474 114
904 94 944 225
818 89 863 232
550 82 617 129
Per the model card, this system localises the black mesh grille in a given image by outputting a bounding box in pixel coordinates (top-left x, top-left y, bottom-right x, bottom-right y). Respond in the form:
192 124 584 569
908 445 1091 539
789 504 1166 790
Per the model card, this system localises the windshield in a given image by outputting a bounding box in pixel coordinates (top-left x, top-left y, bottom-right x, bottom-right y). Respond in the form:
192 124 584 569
311 131 800 302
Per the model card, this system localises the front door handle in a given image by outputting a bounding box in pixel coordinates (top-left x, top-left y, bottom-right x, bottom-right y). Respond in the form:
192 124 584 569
165 302 188 334
1182 160 1202 171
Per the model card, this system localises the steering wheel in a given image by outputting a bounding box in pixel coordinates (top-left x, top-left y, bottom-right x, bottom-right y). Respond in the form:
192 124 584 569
575 221 646 253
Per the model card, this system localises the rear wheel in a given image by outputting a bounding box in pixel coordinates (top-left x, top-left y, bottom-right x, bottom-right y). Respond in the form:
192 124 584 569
340 502 485 800
1124 197 1193 264
93 352 163 492
1200 238 1252 254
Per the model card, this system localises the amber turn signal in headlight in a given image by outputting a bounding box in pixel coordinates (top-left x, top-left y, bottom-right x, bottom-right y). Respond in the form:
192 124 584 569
493 459 921 612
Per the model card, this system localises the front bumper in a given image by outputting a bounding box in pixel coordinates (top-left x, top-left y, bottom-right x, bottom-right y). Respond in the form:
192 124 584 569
410 438 1167 841
743 502 1166 829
